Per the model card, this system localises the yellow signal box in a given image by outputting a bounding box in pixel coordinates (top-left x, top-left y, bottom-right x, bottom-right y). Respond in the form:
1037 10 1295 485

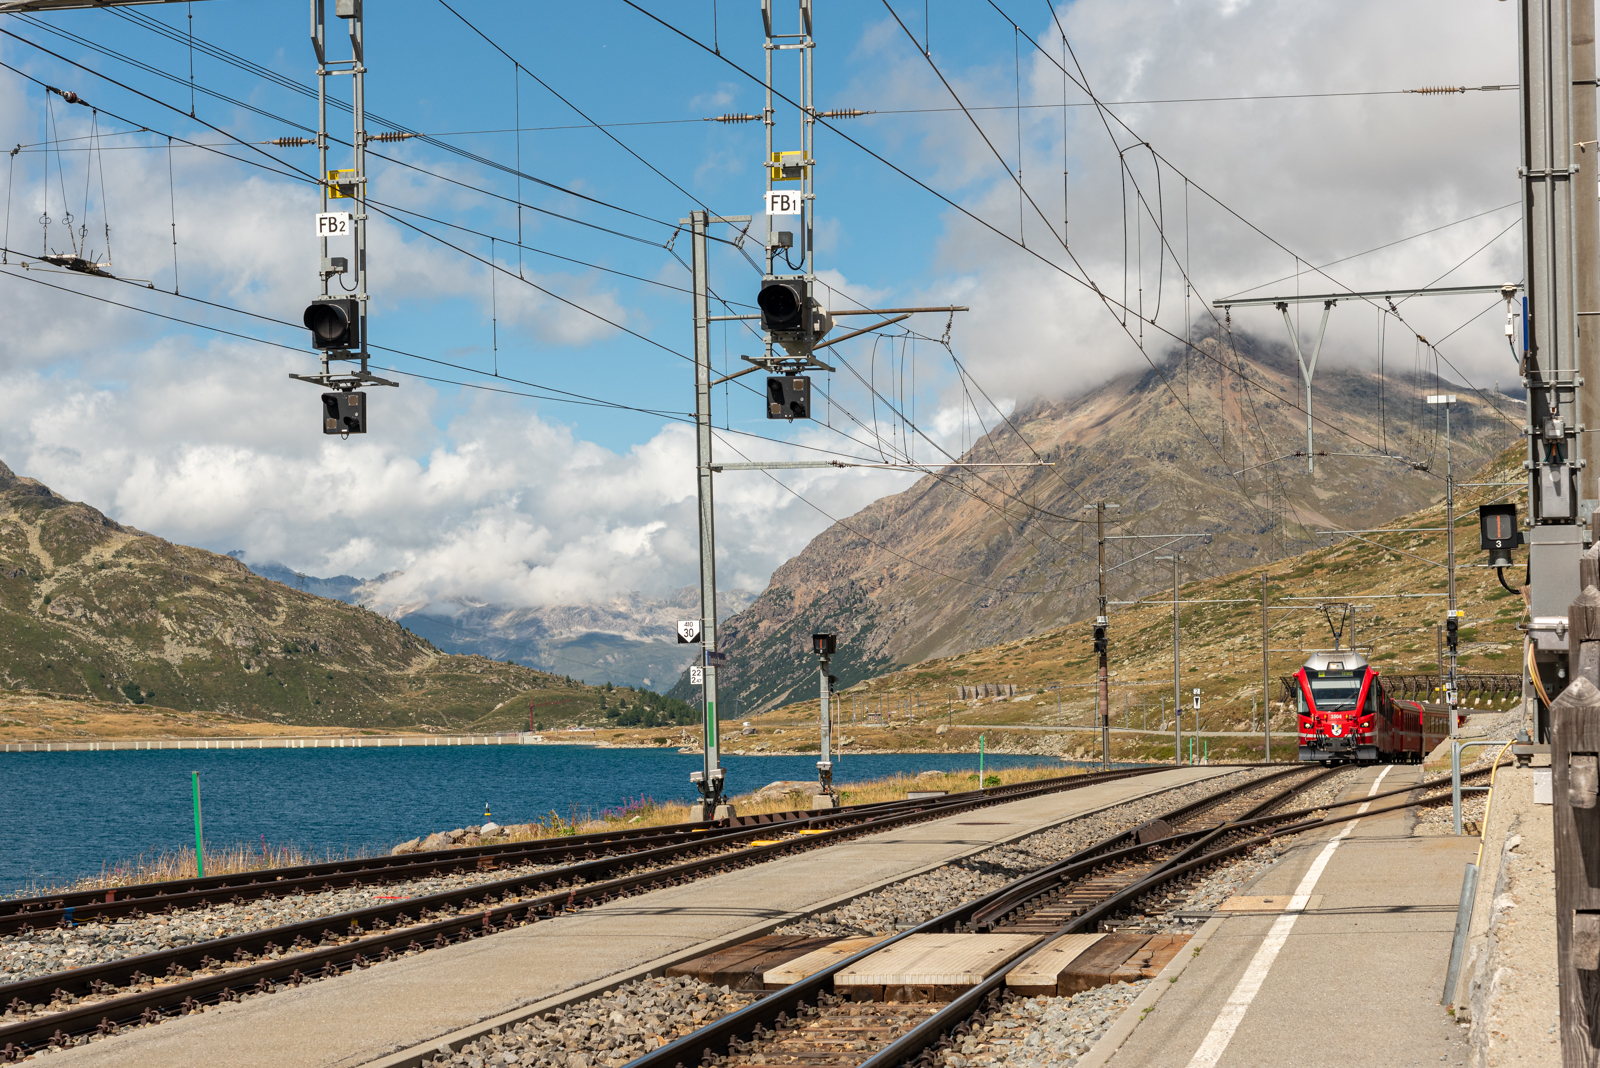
768 151 807 182
327 169 358 199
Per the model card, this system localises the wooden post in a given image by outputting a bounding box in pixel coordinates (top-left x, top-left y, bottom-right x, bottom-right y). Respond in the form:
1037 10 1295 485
1550 674 1600 1065
1568 585 1600 686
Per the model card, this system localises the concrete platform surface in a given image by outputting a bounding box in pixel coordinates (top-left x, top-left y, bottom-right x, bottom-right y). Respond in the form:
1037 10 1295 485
1108 764 1477 1068
52 766 1233 1068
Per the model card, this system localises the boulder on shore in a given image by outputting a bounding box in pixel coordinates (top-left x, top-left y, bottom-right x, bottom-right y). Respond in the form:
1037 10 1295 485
390 837 422 855
421 831 451 851
479 821 502 837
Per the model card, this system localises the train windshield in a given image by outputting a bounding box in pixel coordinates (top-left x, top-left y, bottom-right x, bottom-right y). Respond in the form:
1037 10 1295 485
1307 668 1368 711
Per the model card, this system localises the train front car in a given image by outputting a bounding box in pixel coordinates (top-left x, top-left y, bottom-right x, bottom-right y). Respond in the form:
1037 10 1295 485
1295 651 1380 764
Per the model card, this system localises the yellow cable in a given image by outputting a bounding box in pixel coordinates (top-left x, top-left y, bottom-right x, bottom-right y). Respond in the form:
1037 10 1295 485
1474 740 1517 866
1526 640 1552 708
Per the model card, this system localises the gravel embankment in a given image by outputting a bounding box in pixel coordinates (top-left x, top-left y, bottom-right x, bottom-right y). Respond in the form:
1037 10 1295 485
0 861 569 990
940 984 1150 1068
775 769 1282 938
421 975 756 1068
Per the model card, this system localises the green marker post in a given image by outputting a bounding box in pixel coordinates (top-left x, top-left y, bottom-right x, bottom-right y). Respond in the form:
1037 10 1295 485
978 733 985 787
191 771 204 878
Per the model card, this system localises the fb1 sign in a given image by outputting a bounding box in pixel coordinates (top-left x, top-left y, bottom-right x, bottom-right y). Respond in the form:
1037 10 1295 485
764 190 802 216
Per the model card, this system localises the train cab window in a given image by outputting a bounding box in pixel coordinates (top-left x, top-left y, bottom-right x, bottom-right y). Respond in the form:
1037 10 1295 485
1296 685 1307 718
1308 668 1367 711
1367 680 1380 715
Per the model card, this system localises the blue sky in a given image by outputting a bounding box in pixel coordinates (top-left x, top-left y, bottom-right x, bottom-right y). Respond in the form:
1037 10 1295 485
0 0 1525 613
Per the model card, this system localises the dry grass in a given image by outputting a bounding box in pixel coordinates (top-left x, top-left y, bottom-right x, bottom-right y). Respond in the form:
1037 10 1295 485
11 763 1078 899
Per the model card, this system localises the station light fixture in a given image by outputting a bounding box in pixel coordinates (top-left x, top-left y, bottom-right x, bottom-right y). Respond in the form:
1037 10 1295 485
304 297 359 350
322 391 367 435
1478 503 1522 567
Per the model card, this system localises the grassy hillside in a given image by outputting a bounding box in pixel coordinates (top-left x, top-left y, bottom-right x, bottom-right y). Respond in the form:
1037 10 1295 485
723 440 1530 762
0 461 691 734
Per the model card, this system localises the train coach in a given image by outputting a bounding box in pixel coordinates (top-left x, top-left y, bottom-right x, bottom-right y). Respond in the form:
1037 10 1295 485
1293 651 1450 764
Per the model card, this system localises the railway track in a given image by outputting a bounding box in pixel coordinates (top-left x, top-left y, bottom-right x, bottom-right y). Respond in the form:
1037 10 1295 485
0 761 1207 1061
616 763 1496 1068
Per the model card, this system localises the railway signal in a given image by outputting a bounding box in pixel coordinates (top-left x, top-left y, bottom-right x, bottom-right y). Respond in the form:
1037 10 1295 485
1092 621 1108 655
767 376 812 420
1478 503 1523 567
1445 611 1462 654
304 297 360 350
321 391 366 435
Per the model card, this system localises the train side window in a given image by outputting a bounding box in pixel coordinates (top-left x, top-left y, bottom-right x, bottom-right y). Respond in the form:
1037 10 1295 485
1368 681 1380 714
1296 686 1307 717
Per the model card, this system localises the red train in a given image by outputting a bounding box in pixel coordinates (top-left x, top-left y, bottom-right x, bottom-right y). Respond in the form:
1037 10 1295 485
1293 651 1450 764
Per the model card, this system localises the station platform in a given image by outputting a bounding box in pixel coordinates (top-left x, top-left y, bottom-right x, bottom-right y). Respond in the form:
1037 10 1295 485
1104 764 1476 1068
53 766 1233 1068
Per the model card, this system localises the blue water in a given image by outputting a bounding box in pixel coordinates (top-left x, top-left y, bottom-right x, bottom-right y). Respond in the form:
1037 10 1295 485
0 747 1063 896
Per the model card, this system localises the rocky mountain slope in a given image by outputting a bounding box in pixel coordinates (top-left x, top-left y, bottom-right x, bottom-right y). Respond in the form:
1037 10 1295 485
0 462 623 731
672 327 1521 712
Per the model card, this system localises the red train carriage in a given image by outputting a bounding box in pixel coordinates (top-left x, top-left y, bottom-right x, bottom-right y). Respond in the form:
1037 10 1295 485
1294 651 1450 764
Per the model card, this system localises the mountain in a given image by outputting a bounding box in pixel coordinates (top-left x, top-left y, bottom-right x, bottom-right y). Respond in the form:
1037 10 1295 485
0 462 624 731
231 560 756 693
671 327 1521 713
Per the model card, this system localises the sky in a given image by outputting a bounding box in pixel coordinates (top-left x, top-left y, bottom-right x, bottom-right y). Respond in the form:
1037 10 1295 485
0 0 1526 618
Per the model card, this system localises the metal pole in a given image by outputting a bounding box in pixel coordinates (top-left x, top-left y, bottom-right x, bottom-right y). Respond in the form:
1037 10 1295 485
1097 503 1110 771
690 210 724 816
1447 400 1459 724
1261 571 1272 762
1277 299 1335 473
1159 555 1182 765
349 0 368 379
191 770 204 878
1575 0 1600 512
817 651 832 804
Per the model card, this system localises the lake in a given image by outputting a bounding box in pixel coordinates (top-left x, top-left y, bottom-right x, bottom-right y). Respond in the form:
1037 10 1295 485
0 745 1068 896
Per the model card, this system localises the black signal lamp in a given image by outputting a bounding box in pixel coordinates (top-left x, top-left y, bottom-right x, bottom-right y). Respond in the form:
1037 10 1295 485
758 276 808 334
304 297 360 350
1478 503 1522 567
1445 613 1460 653
812 633 836 656
828 674 839 693
322 391 367 435
1092 622 1108 656
767 376 811 420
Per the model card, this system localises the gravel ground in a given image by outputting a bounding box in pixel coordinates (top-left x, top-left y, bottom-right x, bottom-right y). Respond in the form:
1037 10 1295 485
0 860 562 989
939 984 1150 1068
421 975 756 1068
774 769 1283 938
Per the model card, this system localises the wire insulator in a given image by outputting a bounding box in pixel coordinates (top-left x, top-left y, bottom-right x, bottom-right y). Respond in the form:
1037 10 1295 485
816 109 873 119
266 137 315 147
709 113 761 124
368 132 418 143
1406 85 1467 95
46 86 86 106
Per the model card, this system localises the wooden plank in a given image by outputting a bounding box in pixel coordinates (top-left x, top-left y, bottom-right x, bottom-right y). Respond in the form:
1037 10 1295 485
666 935 836 987
835 933 1040 987
1005 933 1104 995
1136 934 1191 978
1550 670 1600 1061
762 936 890 988
1057 932 1152 994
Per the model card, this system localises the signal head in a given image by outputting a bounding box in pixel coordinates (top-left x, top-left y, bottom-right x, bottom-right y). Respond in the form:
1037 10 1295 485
758 277 808 334
811 633 837 656
767 376 812 420
321 391 367 435
303 297 360 350
1478 503 1521 566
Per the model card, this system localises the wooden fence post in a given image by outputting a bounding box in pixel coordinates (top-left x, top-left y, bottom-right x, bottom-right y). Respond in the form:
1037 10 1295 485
1569 586 1600 686
1550 674 1600 1065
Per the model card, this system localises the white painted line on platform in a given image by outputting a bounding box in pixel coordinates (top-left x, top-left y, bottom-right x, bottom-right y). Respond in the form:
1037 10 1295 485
1183 765 1392 1068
